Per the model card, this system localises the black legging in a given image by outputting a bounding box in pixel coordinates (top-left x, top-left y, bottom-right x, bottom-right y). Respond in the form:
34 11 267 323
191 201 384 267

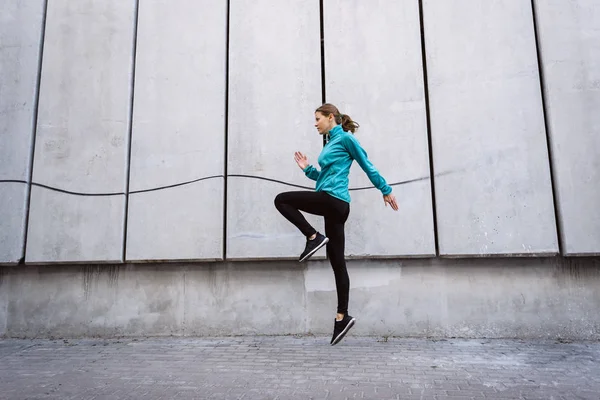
274 191 350 315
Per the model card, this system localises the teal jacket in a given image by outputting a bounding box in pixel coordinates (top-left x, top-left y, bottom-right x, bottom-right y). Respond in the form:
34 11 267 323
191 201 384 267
302 124 392 203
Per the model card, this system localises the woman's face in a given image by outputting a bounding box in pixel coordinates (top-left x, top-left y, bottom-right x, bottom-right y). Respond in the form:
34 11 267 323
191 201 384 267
314 112 334 135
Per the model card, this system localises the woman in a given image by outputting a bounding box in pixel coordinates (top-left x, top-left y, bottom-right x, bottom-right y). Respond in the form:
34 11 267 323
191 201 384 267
274 103 398 346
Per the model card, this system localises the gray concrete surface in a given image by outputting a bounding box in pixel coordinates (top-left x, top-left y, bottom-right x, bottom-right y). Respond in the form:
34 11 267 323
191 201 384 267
0 0 45 264
423 0 559 256
126 0 227 261
324 0 435 257
0 269 7 335
25 0 136 262
26 189 125 263
534 0 600 255
2 258 599 339
127 182 224 262
226 0 324 260
1 336 599 399
0 184 28 265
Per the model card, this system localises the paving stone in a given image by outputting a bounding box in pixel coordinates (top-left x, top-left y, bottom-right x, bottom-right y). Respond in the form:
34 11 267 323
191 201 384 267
0 337 599 399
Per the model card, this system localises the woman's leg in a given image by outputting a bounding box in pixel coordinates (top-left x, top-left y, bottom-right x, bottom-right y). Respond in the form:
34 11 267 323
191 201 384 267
325 217 349 315
274 191 335 237
323 197 355 345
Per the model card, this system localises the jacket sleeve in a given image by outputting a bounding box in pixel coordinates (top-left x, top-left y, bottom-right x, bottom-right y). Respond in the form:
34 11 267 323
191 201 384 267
303 165 320 181
343 135 392 195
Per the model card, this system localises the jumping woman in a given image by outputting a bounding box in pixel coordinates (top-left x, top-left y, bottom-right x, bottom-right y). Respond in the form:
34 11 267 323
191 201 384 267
274 103 398 345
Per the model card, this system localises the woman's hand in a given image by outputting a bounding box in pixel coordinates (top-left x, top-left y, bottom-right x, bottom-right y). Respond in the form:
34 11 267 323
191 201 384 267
383 193 398 211
294 152 309 170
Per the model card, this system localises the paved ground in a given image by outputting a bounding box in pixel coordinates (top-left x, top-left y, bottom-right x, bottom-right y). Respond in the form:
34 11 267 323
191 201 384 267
0 336 599 399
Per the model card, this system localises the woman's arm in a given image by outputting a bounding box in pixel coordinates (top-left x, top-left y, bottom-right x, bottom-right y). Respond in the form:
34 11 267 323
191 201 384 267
303 165 320 181
343 135 392 195
344 135 398 210
295 151 320 181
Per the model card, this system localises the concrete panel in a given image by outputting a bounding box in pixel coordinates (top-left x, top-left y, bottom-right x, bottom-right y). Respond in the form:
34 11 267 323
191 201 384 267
26 0 136 262
0 184 28 264
26 188 124 263
534 0 600 255
5 265 185 337
0 0 45 263
126 181 224 261
226 0 323 259
3 263 305 337
305 258 600 338
324 0 435 257
3 258 600 339
0 268 7 336
183 264 306 336
423 0 558 256
126 0 227 261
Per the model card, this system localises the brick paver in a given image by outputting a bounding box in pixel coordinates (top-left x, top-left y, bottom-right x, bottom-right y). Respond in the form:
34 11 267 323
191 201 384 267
0 336 599 399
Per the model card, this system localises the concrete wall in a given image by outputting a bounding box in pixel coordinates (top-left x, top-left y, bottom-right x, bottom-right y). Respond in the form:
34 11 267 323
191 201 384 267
1 258 599 339
1 0 600 339
126 0 227 261
534 0 600 255
0 0 45 263
2 0 598 264
324 0 435 257
25 0 136 263
423 0 558 256
226 0 324 260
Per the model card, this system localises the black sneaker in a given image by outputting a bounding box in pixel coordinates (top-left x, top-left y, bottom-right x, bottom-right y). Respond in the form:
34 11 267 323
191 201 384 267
298 233 329 262
330 314 356 346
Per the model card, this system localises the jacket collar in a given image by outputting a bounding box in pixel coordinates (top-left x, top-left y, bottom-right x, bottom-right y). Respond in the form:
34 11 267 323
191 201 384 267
328 124 344 138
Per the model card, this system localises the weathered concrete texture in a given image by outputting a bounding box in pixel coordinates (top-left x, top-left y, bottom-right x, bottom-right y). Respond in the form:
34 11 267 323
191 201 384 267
127 0 227 261
26 188 125 263
423 0 559 256
126 181 224 261
0 0 45 264
344 180 434 257
324 0 435 257
2 263 305 338
0 269 7 336
0 183 27 264
306 258 600 339
2 258 599 339
534 0 600 255
182 264 306 336
5 264 184 337
27 0 136 262
0 0 44 181
226 0 323 259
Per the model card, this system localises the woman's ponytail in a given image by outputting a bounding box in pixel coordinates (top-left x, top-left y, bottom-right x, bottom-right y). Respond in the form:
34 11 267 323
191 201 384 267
338 113 359 133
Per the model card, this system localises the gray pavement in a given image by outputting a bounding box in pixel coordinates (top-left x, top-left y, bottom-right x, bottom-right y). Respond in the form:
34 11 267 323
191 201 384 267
0 336 599 399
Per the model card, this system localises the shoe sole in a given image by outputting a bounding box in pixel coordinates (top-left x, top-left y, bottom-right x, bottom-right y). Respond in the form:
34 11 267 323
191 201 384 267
331 317 356 346
299 237 329 263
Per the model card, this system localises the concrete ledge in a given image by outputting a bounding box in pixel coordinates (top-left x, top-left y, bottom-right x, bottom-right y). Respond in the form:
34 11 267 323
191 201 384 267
1 257 599 339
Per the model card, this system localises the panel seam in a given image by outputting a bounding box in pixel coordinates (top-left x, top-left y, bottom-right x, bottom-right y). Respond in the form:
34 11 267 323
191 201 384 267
22 0 50 264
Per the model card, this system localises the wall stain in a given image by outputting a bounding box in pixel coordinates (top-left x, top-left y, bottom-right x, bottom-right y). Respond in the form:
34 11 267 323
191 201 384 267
82 265 120 300
555 257 600 282
208 265 230 308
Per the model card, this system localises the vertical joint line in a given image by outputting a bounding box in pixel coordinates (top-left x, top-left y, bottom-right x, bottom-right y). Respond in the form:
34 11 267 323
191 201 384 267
223 0 231 261
23 0 50 264
530 0 563 256
319 0 326 147
123 0 140 263
418 0 439 256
